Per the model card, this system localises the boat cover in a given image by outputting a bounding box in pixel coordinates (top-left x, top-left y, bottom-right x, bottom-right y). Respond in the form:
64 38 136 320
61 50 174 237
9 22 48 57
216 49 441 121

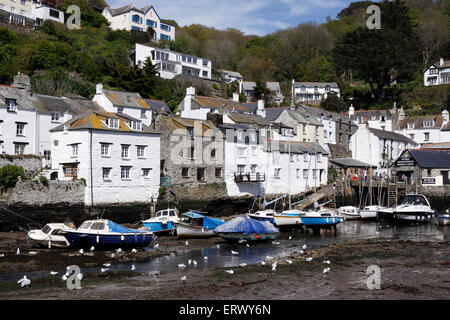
107 220 143 234
182 211 225 229
214 216 279 235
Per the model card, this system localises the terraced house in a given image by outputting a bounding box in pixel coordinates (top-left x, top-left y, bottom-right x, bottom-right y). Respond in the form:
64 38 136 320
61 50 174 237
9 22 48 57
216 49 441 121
102 4 175 41
50 111 160 206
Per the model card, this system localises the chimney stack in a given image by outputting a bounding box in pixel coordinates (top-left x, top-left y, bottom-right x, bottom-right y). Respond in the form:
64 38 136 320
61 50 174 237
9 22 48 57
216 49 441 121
96 83 103 95
442 109 449 124
349 104 355 118
257 99 265 118
440 57 444 66
12 73 30 92
398 107 405 121
184 87 196 113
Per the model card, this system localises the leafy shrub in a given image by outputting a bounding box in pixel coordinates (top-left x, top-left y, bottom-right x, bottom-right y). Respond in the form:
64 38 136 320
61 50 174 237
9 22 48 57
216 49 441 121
39 176 49 187
0 165 25 188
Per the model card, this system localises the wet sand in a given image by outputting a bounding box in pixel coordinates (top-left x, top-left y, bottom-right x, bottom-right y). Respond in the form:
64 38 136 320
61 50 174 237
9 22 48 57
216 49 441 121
0 231 449 300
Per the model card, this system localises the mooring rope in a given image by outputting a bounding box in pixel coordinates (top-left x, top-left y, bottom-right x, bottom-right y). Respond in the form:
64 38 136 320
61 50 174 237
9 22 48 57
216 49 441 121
0 205 41 225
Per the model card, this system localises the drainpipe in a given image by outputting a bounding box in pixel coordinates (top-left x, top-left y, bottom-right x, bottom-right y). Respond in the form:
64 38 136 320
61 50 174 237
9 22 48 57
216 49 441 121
90 130 94 207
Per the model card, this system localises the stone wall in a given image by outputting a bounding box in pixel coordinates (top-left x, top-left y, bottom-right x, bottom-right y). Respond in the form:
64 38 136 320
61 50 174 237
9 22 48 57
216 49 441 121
7 180 85 206
0 156 42 178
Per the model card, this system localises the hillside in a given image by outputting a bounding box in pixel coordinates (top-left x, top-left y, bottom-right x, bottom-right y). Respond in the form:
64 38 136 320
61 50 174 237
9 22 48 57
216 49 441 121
0 0 449 113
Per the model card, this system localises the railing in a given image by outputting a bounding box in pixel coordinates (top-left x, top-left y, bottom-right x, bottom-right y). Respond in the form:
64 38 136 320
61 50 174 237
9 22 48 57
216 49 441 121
234 172 265 183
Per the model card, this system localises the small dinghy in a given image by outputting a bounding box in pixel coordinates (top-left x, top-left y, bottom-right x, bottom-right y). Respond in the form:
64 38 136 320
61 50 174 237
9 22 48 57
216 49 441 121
360 206 387 220
337 206 361 220
61 219 154 249
437 210 450 226
175 211 225 238
214 216 280 242
27 223 75 248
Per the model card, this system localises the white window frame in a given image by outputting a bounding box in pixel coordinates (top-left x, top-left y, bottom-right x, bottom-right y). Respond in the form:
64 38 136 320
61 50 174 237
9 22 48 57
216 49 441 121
121 167 131 180
137 145 146 158
102 168 112 180
142 168 152 178
121 145 130 159
100 143 110 157
274 168 281 179
71 144 79 156
16 123 25 136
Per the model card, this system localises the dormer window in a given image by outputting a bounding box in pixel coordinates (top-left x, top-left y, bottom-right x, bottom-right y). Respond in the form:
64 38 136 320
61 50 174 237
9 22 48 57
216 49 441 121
301 86 306 92
132 121 142 131
325 85 331 92
407 122 414 129
423 120 434 128
314 86 318 92
371 115 376 120
51 113 60 122
108 118 119 129
6 99 16 112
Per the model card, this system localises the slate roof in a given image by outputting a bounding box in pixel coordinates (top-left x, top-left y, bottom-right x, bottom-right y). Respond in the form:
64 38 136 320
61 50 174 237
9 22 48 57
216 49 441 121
394 115 444 130
157 115 221 137
242 82 281 92
294 82 339 89
278 141 329 155
51 111 159 134
227 113 271 126
406 150 450 168
144 99 172 115
192 95 252 113
300 105 357 125
347 109 393 121
218 70 243 79
264 107 288 121
329 158 376 168
103 90 152 109
368 128 418 145
0 85 36 111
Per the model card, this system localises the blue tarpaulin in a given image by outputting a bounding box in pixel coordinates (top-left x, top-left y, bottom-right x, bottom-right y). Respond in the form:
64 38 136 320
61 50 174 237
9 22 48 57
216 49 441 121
182 211 225 229
214 216 279 235
108 220 142 234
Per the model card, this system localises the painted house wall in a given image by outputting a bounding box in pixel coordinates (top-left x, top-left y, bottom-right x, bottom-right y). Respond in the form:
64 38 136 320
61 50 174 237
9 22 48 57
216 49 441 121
51 129 160 205
0 105 37 155
424 64 450 86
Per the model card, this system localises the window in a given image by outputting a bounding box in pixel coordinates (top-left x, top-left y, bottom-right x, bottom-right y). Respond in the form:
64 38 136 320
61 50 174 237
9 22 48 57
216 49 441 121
237 147 246 157
137 146 146 158
142 168 152 178
304 153 308 162
325 85 330 92
16 123 25 136
296 169 300 178
197 168 205 182
121 145 130 159
313 169 317 179
202 70 208 77
102 168 111 180
407 123 414 129
6 99 16 112
186 127 194 138
71 144 79 156
302 124 306 135
190 147 195 159
211 149 216 158
339 133 343 143
147 19 157 27
424 132 430 141
317 153 322 163
121 167 131 180
160 34 171 41
182 168 189 177
20 0 26 4
44 150 51 161
117 107 124 114
108 118 119 129
427 169 432 177
410 134 414 140
423 120 434 128
14 143 26 155
274 168 281 179
49 9 60 18
132 15 141 24
203 60 208 67
91 223 105 230
101 143 110 156
237 165 245 174
301 86 306 92
51 113 60 122
314 86 318 92
215 168 222 178
160 23 171 31
429 68 438 75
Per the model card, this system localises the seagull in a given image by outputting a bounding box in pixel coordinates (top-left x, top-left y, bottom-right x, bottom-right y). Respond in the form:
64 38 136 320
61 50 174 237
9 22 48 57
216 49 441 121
181 276 187 283
111 253 115 258
299 250 304 255
286 259 293 264
323 260 331 265
246 244 250 248
272 264 277 272
0 254 4 258
18 276 31 288
261 261 266 265
103 263 111 267
178 264 186 270
154 243 159 249
101 268 109 273
289 236 292 240
116 248 122 254
61 274 68 281
204 256 208 261
77 273 83 281
225 270 234 274
131 248 137 253
266 256 273 261
50 271 58 275
302 244 307 250
89 246 95 252
29 251 37 255
272 241 280 245
188 259 192 265
192 260 198 267
306 257 313 262
323 267 331 274
131 264 136 271
78 249 84 254
216 244 220 249
239 263 247 267
185 241 189 246
231 250 239 255
16 248 20 255
238 240 247 244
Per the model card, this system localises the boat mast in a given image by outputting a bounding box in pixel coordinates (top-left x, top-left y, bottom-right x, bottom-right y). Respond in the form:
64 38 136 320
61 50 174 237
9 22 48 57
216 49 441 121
288 136 291 210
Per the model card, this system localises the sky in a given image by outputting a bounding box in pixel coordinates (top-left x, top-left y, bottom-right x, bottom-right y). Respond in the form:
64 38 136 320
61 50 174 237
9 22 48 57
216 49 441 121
107 0 358 36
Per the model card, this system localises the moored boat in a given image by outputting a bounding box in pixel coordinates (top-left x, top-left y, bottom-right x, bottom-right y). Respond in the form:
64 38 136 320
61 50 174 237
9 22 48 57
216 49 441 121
273 209 304 228
141 208 179 235
377 207 394 222
337 206 361 220
301 210 344 229
393 194 435 223
360 205 387 220
27 223 75 248
61 219 155 249
214 216 279 242
175 211 225 238
437 210 450 226
246 209 276 224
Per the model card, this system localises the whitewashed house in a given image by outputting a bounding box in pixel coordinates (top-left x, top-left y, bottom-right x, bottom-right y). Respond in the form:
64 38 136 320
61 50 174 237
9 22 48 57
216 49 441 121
347 105 395 131
135 44 212 80
350 124 418 171
93 83 171 127
293 82 340 104
102 5 175 41
218 69 243 92
32 0 64 25
50 111 160 206
0 0 63 28
242 81 283 104
423 57 450 87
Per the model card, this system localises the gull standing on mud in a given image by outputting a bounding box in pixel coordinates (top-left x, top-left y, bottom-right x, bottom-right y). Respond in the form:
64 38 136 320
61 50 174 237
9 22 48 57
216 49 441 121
18 276 31 288
225 270 234 274
178 263 186 270
306 257 313 262
16 248 20 255
302 244 307 250
131 264 136 271
323 267 331 274
323 260 331 265
78 249 84 254
154 243 159 249
185 241 189 246
231 250 239 255
181 276 187 283
89 246 95 252
50 271 58 275
131 248 137 253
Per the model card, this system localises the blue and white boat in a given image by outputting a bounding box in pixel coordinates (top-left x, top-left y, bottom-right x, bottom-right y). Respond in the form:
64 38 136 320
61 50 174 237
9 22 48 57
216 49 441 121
214 216 279 242
300 209 344 229
175 211 225 238
246 209 276 224
141 209 179 235
273 210 305 228
62 219 155 249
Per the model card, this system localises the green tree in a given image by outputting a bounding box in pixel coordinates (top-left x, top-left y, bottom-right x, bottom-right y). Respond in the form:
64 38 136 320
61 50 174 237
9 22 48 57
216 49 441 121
0 165 25 188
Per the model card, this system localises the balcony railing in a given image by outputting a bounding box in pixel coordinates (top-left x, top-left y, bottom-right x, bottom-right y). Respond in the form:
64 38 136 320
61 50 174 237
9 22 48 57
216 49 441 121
234 172 265 183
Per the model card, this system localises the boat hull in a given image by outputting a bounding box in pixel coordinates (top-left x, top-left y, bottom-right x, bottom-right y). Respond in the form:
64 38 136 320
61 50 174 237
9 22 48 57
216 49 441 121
339 213 361 220
273 215 302 227
175 223 216 238
215 232 278 242
437 215 450 226
394 212 434 223
63 232 154 249
142 221 177 235
301 216 344 227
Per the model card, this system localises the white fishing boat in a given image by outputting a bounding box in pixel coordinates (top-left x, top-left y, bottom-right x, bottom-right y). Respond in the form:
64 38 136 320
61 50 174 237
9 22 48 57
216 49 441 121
360 205 387 220
393 194 435 223
27 223 75 248
337 206 361 220
377 207 394 222
175 211 225 238
246 209 276 224
141 208 179 235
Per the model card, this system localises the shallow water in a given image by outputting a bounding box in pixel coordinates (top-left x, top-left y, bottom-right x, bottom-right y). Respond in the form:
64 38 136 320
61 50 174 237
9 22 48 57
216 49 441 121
1 220 449 282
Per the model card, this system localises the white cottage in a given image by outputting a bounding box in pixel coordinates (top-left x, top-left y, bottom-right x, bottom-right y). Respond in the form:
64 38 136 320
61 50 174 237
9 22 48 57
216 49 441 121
50 111 160 206
423 57 450 87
